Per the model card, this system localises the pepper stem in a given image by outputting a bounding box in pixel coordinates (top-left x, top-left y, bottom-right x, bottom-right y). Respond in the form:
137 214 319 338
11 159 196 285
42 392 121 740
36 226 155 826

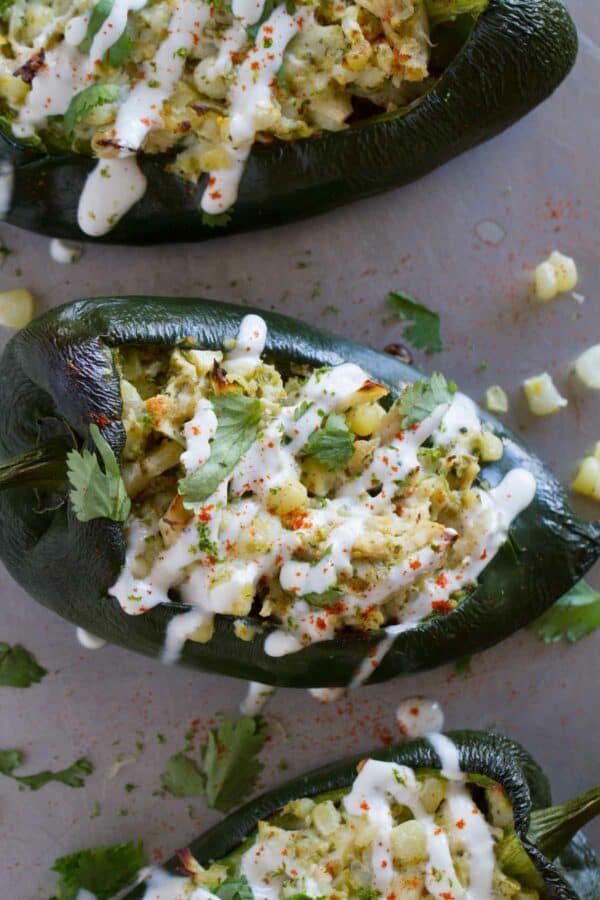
528 784 600 860
0 439 69 492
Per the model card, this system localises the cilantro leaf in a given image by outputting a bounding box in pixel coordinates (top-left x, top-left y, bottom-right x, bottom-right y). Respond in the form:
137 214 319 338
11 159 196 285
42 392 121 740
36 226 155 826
211 875 254 900
202 716 266 812
0 750 93 790
161 752 205 797
179 393 262 506
63 84 120 136
67 424 130 523
303 585 344 609
80 0 114 54
532 581 600 644
51 841 145 900
106 29 133 67
387 291 443 354
0 642 46 687
398 373 456 426
301 412 355 471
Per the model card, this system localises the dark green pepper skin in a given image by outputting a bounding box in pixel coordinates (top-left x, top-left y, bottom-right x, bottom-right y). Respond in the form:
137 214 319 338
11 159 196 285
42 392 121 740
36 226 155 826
125 731 598 900
0 0 577 244
0 297 597 686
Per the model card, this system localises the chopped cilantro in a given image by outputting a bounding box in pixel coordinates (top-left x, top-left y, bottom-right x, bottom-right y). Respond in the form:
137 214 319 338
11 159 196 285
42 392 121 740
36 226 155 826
203 716 266 812
387 291 443 354
161 752 205 798
210 876 254 900
301 413 355 471
532 581 600 644
179 393 262 506
0 750 92 790
197 522 220 558
303 585 344 609
398 373 456 426
67 424 130 523
50 840 145 900
0 642 46 687
63 84 120 136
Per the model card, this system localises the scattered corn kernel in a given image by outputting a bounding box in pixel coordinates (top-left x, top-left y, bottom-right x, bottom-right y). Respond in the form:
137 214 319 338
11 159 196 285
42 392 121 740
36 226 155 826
0 288 34 328
523 373 567 416
574 344 600 390
485 385 509 414
572 442 600 501
534 250 578 301
477 431 503 462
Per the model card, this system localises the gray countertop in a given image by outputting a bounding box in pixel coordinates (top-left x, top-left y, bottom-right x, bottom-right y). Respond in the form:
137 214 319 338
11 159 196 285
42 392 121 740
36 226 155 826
0 2 598 896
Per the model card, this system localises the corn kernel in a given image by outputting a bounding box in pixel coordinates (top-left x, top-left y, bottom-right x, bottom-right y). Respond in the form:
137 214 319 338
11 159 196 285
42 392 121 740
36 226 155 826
572 455 600 501
523 373 567 416
485 385 509 414
574 344 600 390
534 250 578 301
0 289 34 328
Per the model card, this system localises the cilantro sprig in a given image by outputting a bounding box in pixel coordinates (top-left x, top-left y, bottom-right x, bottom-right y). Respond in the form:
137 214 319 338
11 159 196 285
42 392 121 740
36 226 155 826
387 291 443 354
210 876 254 900
160 716 266 812
0 642 46 687
50 841 145 900
532 581 600 644
0 750 93 790
67 424 130 522
80 0 133 66
398 373 456 426
179 393 262 506
301 412 355 471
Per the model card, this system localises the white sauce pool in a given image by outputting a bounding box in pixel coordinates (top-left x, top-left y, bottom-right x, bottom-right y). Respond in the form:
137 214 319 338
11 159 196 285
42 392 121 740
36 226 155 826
395 696 444 738
76 627 107 650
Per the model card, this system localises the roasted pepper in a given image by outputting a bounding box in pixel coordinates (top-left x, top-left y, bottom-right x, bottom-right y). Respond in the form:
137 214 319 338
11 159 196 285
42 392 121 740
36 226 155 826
0 0 577 243
0 297 597 687
125 731 600 900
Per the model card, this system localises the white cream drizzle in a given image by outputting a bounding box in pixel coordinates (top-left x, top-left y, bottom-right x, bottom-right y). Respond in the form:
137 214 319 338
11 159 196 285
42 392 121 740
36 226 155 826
240 681 276 715
136 865 221 899
49 237 82 263
76 627 107 650
200 5 309 214
395 695 444 738
77 153 148 237
109 314 537 677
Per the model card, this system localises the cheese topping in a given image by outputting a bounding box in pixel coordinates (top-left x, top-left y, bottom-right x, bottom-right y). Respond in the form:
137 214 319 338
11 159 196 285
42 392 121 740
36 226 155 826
109 314 535 676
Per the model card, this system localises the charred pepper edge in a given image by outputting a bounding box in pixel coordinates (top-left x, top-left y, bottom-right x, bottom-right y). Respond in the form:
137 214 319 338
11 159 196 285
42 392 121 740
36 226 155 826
123 731 600 900
0 0 578 243
0 297 598 688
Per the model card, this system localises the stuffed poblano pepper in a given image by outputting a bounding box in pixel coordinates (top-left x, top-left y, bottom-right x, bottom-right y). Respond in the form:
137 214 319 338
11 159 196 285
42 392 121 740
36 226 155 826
121 730 600 899
0 0 577 243
0 297 598 686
